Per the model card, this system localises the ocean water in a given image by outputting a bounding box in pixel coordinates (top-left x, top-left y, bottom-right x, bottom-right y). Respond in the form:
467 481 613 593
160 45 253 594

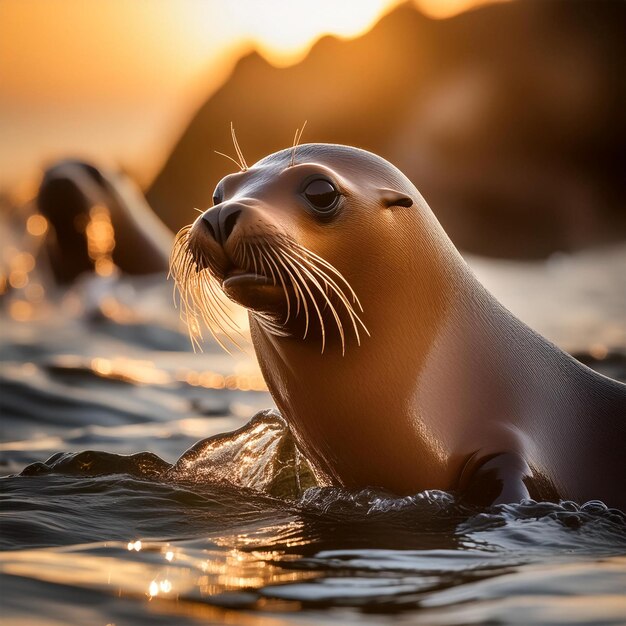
1 246 626 625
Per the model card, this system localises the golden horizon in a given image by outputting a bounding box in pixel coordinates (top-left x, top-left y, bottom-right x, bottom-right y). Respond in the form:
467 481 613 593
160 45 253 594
0 0 504 192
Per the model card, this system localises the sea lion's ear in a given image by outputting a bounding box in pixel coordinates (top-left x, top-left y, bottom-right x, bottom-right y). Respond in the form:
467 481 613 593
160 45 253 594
379 188 413 209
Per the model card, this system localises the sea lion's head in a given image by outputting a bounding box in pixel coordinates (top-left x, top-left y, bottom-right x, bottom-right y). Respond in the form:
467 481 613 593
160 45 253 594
171 143 441 353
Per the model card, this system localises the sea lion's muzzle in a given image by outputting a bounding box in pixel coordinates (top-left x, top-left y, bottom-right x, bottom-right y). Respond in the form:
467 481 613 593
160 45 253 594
189 200 276 277
186 201 287 312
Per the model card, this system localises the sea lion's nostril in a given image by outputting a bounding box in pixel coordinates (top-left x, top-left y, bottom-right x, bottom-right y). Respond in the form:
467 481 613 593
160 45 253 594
201 209 221 243
201 206 241 244
220 208 242 243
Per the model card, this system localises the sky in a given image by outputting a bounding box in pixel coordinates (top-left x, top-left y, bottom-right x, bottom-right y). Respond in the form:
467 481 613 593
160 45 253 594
0 0 500 195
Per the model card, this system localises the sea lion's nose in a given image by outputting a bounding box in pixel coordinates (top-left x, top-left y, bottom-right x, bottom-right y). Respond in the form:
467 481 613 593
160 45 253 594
201 204 242 245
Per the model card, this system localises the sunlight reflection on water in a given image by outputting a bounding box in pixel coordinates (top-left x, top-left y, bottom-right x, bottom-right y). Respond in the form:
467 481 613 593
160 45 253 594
1 237 625 624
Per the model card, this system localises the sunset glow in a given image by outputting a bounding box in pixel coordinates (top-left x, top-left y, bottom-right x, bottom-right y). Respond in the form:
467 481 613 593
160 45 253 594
0 0 503 190
221 0 399 66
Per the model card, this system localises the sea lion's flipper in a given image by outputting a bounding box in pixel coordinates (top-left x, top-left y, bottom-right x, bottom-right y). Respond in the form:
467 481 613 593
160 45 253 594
460 452 533 506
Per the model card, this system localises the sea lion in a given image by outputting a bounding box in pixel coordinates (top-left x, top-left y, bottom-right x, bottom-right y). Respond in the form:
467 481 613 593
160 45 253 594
37 160 171 284
171 143 626 510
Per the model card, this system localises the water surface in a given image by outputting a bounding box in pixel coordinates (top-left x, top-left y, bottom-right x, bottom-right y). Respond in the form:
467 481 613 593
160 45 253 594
1 248 625 625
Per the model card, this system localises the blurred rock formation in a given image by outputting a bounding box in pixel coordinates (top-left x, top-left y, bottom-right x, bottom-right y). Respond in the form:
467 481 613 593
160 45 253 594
147 0 625 259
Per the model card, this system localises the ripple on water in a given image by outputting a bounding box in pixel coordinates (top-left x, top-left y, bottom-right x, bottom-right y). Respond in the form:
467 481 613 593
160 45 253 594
2 476 626 625
3 448 626 624
1 267 626 624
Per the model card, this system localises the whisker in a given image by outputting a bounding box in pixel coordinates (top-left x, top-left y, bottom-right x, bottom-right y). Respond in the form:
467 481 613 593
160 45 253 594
274 252 308 334
207 277 243 334
281 253 326 352
279 240 368 340
296 120 307 146
290 248 368 341
289 120 308 167
281 248 346 354
250 242 259 275
169 225 246 352
261 246 291 324
254 242 269 281
231 122 248 171
289 130 299 168
215 150 244 171
258 246 277 286
293 242 364 312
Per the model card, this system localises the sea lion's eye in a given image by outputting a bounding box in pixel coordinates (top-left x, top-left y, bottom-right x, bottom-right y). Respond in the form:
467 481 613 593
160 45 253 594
212 187 223 206
303 179 340 213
